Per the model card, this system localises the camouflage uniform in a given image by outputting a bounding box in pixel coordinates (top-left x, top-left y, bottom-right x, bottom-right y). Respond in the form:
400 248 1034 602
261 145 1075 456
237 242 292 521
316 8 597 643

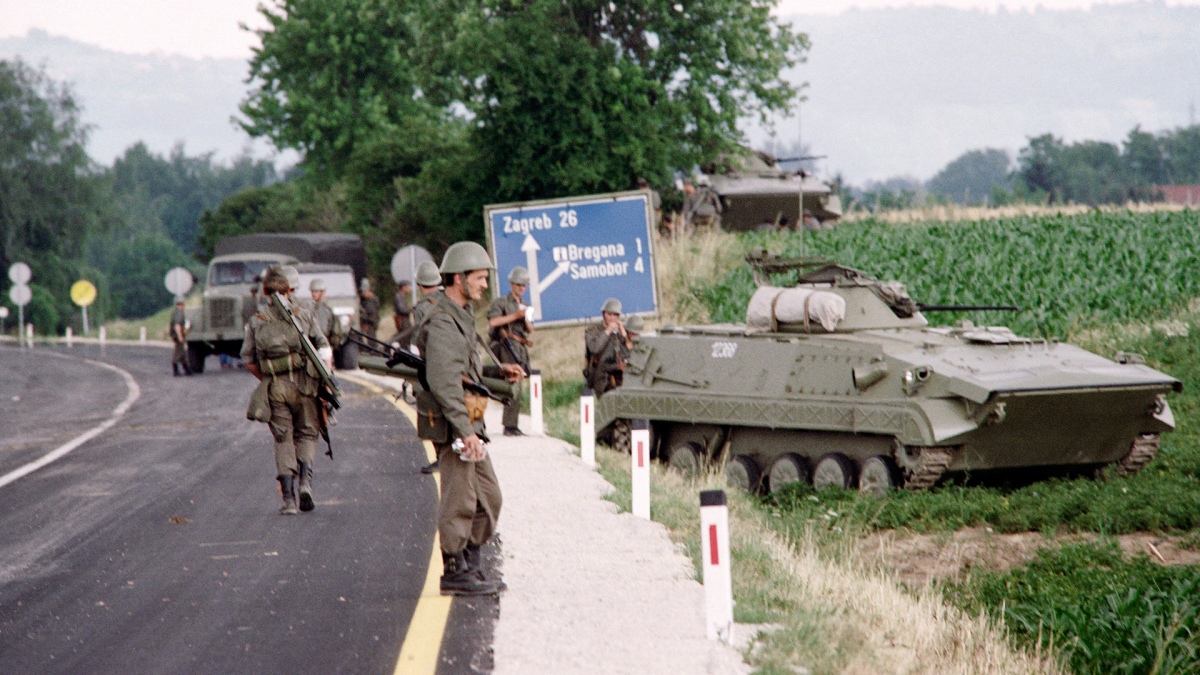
414 292 502 556
241 297 331 479
487 292 531 430
584 323 629 395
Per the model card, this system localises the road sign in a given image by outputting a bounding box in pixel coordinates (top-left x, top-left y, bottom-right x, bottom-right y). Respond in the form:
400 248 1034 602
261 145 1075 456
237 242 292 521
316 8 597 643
9 284 31 307
484 190 658 327
0 307 8 319
70 280 97 307
164 267 194 297
8 262 31 285
390 245 435 285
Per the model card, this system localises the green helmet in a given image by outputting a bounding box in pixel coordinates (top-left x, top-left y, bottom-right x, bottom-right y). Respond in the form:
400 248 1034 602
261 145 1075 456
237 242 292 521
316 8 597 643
309 278 326 292
624 315 644 333
508 266 530 285
602 298 622 315
360 278 372 292
415 260 441 287
440 241 494 275
281 265 300 291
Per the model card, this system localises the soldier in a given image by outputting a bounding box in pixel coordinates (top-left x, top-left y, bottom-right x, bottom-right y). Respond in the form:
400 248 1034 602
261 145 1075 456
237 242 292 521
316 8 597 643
359 278 380 338
584 298 633 395
413 241 521 595
170 297 192 376
402 260 446 475
241 265 334 515
684 175 723 231
487 267 533 436
310 278 347 356
393 280 414 342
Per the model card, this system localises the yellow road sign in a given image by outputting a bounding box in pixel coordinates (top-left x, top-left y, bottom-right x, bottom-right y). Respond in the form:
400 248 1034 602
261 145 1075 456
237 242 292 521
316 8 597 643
70 280 97 307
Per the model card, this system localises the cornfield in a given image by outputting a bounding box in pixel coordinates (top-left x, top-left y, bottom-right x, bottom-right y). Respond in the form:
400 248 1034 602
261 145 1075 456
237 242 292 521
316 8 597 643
703 209 1200 338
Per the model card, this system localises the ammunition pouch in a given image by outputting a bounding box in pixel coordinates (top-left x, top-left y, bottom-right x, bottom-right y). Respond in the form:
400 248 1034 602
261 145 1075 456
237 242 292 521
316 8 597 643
246 378 271 423
465 393 488 423
262 351 305 376
416 390 449 443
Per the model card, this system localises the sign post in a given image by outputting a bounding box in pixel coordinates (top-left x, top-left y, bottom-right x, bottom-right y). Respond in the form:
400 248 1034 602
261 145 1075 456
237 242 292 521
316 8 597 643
700 489 734 643
0 306 8 336
390 245 434 306
8 262 32 347
164 267 194 298
631 419 651 520
485 190 658 327
70 280 97 335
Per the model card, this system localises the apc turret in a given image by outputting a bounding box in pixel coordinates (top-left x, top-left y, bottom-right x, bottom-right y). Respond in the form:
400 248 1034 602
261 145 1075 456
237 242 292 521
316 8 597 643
595 253 1180 495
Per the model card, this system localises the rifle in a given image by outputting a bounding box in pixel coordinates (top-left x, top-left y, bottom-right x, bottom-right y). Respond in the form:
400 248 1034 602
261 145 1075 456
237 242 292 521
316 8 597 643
494 326 530 375
345 328 514 404
270 293 341 458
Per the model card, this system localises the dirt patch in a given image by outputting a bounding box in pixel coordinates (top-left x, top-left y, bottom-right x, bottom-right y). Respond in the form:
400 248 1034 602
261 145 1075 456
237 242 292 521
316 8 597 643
861 527 1200 588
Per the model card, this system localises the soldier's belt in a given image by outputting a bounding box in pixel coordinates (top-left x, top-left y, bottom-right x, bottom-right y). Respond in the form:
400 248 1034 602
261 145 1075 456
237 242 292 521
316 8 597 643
262 352 306 376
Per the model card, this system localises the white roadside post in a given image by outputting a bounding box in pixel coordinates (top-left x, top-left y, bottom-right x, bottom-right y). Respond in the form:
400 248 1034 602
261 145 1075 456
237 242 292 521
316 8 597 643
26 323 33 349
99 325 106 346
700 489 734 643
529 369 544 436
66 327 73 347
631 419 651 520
139 326 147 342
580 388 595 467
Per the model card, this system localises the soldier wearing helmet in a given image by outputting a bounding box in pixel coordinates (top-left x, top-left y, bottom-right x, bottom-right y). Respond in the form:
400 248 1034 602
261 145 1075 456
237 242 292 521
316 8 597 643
413 241 522 595
358 277 380 337
401 259 446 475
241 265 333 515
309 277 346 354
584 298 633 395
487 266 534 436
170 296 192 376
392 279 414 341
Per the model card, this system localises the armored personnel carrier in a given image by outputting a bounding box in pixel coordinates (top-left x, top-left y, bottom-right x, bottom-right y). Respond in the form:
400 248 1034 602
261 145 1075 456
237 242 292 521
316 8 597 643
595 253 1181 495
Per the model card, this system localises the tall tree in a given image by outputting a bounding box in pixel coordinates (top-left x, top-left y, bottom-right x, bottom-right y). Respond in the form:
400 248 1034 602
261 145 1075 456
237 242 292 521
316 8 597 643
927 148 1012 205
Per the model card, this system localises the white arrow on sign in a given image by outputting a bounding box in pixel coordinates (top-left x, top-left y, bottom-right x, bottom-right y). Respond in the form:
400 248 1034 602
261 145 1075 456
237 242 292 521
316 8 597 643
522 234 543 319
537 260 571 294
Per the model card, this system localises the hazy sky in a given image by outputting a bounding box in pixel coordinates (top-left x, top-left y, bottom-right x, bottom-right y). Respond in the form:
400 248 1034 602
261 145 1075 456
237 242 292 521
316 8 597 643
2 0 1197 59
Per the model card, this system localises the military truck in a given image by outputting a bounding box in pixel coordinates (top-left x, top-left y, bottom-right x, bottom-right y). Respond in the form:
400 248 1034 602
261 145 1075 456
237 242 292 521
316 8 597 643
294 262 361 369
185 233 366 373
595 254 1181 495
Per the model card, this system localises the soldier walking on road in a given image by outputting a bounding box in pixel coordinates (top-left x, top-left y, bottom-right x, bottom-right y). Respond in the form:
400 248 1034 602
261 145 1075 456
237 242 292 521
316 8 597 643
170 297 192 376
414 242 522 596
359 278 380 338
584 298 633 395
242 266 334 515
488 267 533 436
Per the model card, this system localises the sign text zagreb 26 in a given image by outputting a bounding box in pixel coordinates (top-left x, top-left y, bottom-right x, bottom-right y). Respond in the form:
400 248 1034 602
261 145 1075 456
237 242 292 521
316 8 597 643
485 190 658 327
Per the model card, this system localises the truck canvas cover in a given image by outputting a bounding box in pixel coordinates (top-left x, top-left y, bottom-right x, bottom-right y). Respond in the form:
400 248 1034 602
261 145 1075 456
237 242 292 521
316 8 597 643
215 233 367 284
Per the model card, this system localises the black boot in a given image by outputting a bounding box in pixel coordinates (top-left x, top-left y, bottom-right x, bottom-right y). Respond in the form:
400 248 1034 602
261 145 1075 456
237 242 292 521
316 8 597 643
297 462 314 512
278 474 299 515
173 363 180 377
420 460 440 475
440 550 498 596
465 543 507 592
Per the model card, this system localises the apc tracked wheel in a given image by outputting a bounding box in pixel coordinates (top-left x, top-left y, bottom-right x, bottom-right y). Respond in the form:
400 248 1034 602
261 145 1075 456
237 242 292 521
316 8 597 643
768 453 811 493
858 456 902 498
724 455 763 493
812 453 856 490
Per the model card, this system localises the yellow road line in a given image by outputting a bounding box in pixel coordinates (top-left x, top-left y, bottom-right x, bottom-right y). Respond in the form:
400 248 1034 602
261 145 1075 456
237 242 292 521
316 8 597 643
339 374 450 675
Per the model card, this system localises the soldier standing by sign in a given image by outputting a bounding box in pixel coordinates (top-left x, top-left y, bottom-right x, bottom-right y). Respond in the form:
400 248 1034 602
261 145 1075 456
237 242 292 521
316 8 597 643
414 242 522 595
401 260 446 474
241 266 334 515
584 298 632 395
359 278 380 337
310 278 346 354
393 280 413 339
488 267 533 436
170 297 192 376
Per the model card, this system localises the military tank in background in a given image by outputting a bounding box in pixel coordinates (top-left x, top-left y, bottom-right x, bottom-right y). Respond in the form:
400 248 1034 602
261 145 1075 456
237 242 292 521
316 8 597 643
595 252 1181 495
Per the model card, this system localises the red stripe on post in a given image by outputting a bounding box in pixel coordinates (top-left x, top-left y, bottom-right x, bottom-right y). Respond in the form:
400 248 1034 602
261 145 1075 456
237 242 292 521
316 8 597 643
534 383 539 396
637 441 644 467
708 524 719 565
584 405 589 423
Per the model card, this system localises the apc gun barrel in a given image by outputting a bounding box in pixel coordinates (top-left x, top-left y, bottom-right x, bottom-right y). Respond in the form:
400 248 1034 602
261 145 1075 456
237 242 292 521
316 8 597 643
917 304 1020 312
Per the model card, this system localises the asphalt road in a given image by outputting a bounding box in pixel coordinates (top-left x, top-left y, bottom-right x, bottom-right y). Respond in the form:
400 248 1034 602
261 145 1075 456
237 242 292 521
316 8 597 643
0 343 492 674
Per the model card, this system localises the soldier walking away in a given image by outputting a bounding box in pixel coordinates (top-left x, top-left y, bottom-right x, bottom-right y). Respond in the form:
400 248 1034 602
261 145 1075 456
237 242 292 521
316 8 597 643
310 278 347 354
488 267 534 436
584 298 633 395
413 241 522 595
170 297 192 376
359 278 380 338
684 175 723 231
392 280 414 343
242 266 334 515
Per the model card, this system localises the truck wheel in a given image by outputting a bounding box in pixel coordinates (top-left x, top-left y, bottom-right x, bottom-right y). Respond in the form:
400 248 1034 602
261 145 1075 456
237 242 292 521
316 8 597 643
858 456 901 498
725 455 762 493
812 453 856 490
668 441 703 477
768 453 811 493
337 342 359 370
186 343 207 374
608 419 631 453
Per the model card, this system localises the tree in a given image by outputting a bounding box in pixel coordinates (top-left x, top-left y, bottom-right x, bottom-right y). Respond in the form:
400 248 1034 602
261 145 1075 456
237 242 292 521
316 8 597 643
0 59 107 333
196 182 346 261
926 148 1012 205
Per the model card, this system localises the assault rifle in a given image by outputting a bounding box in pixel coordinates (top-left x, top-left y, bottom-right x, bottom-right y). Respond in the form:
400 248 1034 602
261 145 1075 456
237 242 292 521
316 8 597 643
270 293 341 458
345 328 513 404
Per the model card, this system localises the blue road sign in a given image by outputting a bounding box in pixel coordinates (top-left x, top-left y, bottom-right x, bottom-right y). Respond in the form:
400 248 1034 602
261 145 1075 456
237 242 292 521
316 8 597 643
485 190 658 327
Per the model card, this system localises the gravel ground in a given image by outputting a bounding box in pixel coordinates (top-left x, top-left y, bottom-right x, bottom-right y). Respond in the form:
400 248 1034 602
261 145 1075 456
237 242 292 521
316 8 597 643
355 371 749 674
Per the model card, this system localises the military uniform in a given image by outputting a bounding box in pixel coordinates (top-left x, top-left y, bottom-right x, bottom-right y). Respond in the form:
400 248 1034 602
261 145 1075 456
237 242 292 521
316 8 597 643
241 295 331 496
360 293 380 337
393 290 413 344
397 292 438 350
487 292 531 431
170 303 191 376
584 323 629 395
414 291 502 556
312 299 345 349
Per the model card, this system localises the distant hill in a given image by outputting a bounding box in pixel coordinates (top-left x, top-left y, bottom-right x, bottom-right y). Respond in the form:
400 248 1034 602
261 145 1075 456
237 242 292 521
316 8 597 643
0 29 268 167
761 3 1200 181
5 3 1200 182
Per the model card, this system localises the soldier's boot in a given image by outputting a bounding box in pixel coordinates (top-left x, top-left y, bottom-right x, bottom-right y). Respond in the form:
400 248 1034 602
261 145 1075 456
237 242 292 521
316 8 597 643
439 550 498 596
464 543 507 592
278 474 299 515
173 363 180 377
420 460 439 475
297 462 315 512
